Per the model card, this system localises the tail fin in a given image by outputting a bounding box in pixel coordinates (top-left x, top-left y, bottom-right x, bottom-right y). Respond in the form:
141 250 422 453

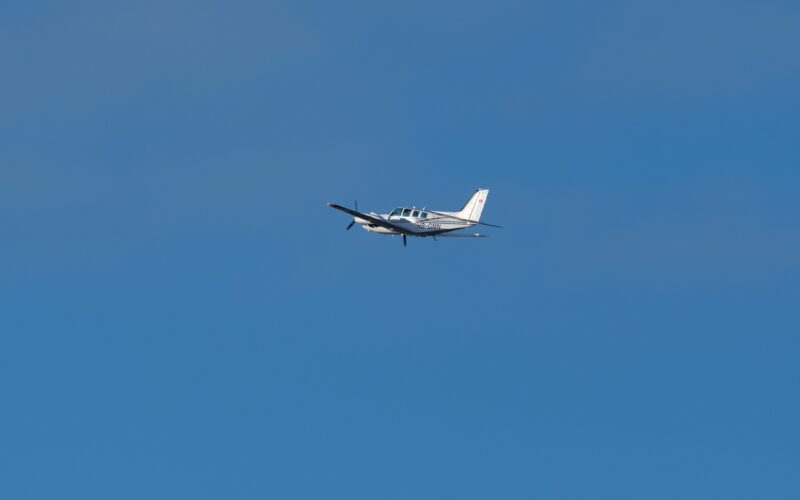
459 188 489 222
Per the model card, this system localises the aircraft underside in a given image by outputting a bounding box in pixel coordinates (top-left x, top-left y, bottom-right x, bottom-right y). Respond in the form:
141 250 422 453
364 225 466 237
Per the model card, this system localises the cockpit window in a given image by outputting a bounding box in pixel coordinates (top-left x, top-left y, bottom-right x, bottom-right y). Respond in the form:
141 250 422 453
412 210 419 217
390 208 402 216
402 208 411 216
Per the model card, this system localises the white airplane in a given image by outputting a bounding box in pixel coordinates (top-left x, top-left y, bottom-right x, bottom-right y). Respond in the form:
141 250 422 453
328 188 501 246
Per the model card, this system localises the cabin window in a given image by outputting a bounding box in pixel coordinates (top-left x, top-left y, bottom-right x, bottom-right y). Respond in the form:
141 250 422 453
419 212 428 219
402 208 411 216
412 210 419 217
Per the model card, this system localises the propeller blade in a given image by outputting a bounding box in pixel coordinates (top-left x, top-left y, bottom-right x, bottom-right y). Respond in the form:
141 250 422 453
403 234 407 247
346 220 355 231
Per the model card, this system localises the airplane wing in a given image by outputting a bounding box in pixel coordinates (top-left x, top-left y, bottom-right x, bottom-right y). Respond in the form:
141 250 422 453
327 203 413 234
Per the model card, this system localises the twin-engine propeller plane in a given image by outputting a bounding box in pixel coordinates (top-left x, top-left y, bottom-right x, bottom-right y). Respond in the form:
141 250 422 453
328 188 501 247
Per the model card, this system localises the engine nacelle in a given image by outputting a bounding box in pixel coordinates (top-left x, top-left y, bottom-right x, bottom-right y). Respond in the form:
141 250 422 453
363 224 394 234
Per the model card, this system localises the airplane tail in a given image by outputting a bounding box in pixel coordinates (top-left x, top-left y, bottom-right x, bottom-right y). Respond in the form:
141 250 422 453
459 188 489 222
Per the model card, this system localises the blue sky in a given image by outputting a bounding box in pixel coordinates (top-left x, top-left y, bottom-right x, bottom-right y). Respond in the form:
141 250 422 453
2 1 799 498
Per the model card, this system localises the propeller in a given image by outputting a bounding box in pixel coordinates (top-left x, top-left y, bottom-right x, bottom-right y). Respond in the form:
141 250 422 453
346 200 358 230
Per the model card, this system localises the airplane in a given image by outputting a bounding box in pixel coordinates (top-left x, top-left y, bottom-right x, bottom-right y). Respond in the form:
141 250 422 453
328 188 501 246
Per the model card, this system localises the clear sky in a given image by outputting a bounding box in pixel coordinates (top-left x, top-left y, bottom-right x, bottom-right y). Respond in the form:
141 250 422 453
2 1 799 498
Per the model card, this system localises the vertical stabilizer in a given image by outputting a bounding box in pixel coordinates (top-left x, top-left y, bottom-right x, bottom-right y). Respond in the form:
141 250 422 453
459 188 489 222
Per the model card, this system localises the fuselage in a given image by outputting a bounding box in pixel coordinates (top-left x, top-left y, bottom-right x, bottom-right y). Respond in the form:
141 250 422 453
357 207 473 236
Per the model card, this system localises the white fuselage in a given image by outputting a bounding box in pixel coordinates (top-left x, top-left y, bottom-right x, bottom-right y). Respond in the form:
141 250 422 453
357 210 473 236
